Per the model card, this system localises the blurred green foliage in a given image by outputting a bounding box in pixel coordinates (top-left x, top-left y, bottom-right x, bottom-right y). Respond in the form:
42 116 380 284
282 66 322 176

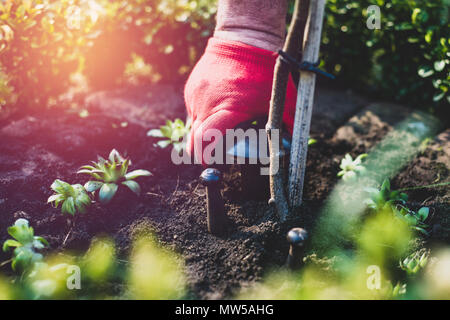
320 0 449 112
0 1 447 113
0 0 215 110
237 205 448 300
0 234 186 300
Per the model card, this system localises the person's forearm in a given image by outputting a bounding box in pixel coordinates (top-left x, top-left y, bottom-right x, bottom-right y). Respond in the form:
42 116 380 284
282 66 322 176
214 0 288 52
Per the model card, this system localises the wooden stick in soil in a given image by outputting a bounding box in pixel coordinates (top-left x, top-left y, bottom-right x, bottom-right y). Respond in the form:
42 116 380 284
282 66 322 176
288 0 326 209
266 0 309 221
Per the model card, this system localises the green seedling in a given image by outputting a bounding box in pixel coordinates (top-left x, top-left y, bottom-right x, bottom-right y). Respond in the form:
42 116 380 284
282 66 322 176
337 153 367 181
394 206 430 235
147 118 191 154
78 149 152 204
48 179 91 215
418 137 432 154
400 251 429 275
391 282 407 298
2 219 48 272
364 179 408 211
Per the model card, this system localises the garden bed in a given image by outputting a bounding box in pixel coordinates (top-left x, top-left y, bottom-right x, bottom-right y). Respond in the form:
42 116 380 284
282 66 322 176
0 83 448 299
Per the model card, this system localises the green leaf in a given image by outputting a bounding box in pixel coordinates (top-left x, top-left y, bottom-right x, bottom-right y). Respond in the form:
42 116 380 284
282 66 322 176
84 181 103 192
77 193 91 206
434 60 446 72
120 159 130 177
157 140 171 148
125 169 152 180
62 197 76 215
3 239 21 251
399 193 408 202
78 168 104 174
159 126 172 138
14 219 29 228
50 179 73 195
47 194 64 204
418 66 434 78
381 179 390 192
34 236 49 247
417 207 429 221
122 180 141 195
12 247 33 271
33 239 45 249
411 8 428 24
8 219 33 243
79 165 98 171
419 253 428 267
414 226 429 236
109 149 122 163
424 30 433 43
147 129 164 137
74 199 87 214
174 118 184 126
404 214 418 225
395 22 413 31
77 170 103 180
99 183 118 204
433 91 445 102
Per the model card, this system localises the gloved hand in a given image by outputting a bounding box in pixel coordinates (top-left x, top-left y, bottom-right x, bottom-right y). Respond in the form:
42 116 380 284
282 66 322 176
184 37 297 164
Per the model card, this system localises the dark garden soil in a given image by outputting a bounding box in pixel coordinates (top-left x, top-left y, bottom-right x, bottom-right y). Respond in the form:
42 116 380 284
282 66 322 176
0 83 448 299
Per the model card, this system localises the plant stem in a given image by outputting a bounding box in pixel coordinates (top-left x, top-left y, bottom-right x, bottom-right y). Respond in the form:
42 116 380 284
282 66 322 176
266 0 309 221
397 182 450 192
0 259 12 268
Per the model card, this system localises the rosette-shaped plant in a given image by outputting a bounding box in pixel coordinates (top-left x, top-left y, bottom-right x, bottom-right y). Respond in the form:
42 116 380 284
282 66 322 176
48 179 91 215
2 219 48 272
147 118 191 154
78 149 151 204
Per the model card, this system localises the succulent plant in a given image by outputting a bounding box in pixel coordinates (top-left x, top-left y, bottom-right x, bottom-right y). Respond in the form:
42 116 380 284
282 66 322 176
337 153 368 181
48 179 91 215
2 219 48 272
78 149 151 204
400 251 429 275
147 118 191 154
394 206 430 235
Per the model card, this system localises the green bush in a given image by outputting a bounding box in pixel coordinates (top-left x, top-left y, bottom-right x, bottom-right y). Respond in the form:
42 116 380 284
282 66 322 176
1 1 447 113
0 0 215 109
0 1 86 109
321 0 449 113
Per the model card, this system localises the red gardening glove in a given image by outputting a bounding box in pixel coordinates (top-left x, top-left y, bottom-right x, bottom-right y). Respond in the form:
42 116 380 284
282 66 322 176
184 37 297 164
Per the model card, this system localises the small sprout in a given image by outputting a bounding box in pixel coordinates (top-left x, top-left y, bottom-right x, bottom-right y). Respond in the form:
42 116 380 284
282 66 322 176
308 138 317 146
78 149 152 204
337 153 367 181
400 251 429 275
2 219 48 272
391 282 407 298
48 179 91 215
147 118 191 154
364 179 408 211
393 206 430 235
417 207 430 221
418 137 432 154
